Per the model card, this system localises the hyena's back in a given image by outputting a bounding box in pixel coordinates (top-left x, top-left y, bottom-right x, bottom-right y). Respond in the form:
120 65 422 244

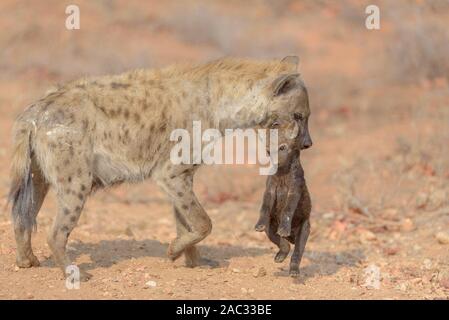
10 76 175 230
15 77 173 190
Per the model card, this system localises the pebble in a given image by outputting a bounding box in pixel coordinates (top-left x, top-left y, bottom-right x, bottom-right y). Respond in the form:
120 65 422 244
415 193 428 208
428 190 446 209
423 259 432 270
435 232 449 244
359 230 377 242
145 280 157 288
439 278 449 290
396 282 408 292
253 267 266 278
401 218 415 232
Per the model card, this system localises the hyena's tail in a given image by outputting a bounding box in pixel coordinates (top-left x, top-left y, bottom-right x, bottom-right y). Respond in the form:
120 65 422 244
8 120 36 232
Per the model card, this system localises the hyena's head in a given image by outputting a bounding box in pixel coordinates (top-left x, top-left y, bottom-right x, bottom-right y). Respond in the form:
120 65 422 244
263 68 312 150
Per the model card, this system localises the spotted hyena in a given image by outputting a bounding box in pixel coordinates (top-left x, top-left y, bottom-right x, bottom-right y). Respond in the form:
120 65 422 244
9 56 311 279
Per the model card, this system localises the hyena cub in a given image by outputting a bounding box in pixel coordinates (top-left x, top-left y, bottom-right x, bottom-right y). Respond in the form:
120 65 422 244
255 118 311 277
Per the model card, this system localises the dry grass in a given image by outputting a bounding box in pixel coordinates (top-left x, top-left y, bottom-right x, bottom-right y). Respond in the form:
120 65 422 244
388 5 449 83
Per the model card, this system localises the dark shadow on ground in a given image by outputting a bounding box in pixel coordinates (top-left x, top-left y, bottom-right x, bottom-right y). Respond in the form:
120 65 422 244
40 238 270 271
273 249 366 283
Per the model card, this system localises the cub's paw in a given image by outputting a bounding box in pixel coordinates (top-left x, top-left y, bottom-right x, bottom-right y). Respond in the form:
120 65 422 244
274 250 289 263
277 224 291 238
289 265 300 278
254 222 266 232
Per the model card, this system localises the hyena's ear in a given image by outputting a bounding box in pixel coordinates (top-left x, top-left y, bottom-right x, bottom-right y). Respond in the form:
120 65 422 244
281 56 299 71
271 73 300 97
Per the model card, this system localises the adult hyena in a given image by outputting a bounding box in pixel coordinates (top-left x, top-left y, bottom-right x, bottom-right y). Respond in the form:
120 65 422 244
9 56 312 279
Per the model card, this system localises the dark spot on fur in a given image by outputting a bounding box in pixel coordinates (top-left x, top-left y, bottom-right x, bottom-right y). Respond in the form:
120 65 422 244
70 216 77 222
63 208 70 215
124 110 130 119
182 204 189 210
134 113 140 123
68 176 72 183
177 191 184 197
77 193 84 201
75 206 81 212
80 184 86 192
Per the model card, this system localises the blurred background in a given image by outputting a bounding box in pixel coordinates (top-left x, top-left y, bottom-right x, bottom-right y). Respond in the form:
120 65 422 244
0 0 448 299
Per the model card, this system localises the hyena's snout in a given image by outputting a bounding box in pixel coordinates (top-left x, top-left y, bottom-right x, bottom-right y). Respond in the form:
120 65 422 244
301 132 313 149
300 122 312 150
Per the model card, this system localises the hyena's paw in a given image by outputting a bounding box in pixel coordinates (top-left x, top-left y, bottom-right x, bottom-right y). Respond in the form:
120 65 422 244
167 242 184 262
79 270 93 282
16 254 40 268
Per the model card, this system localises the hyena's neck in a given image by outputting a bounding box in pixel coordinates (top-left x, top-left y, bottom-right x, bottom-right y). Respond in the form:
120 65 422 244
206 77 271 132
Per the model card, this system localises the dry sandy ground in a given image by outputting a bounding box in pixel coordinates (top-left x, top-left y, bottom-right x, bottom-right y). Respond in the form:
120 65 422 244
0 0 448 299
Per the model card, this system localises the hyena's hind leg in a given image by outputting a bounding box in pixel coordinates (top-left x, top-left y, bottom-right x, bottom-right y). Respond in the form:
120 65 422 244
46 157 92 279
14 158 49 268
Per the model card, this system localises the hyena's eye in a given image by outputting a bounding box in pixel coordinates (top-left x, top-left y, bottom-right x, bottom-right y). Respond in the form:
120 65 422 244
271 121 280 128
293 113 303 121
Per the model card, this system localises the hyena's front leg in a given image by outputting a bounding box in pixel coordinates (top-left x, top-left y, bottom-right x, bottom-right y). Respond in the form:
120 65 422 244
158 169 212 266
173 206 200 267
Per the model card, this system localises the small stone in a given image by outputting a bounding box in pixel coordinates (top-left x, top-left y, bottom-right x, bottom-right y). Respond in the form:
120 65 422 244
383 246 400 256
145 280 157 288
381 208 398 220
401 218 415 232
439 278 449 290
416 192 428 209
435 232 449 244
231 268 241 273
359 230 377 242
396 282 408 292
423 259 432 270
124 226 134 238
14 266 19 272
253 267 266 278
428 190 446 209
